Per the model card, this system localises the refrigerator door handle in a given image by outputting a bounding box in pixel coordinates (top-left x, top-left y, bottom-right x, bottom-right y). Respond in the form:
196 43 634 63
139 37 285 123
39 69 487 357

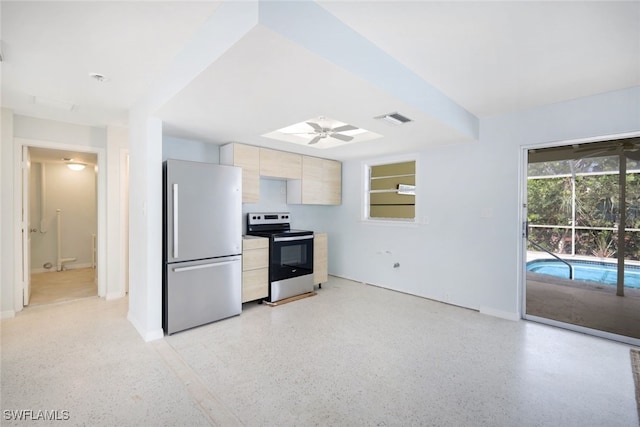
173 183 179 259
172 257 241 273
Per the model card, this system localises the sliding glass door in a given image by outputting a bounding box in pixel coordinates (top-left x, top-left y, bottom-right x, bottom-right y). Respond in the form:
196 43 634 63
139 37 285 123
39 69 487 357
524 138 640 342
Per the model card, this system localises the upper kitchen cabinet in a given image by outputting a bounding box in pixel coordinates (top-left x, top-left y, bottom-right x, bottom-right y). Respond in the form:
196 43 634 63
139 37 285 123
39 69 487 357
259 148 302 180
288 156 342 205
220 143 260 203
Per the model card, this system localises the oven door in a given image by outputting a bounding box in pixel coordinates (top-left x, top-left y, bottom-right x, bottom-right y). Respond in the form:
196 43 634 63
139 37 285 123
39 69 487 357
270 234 314 282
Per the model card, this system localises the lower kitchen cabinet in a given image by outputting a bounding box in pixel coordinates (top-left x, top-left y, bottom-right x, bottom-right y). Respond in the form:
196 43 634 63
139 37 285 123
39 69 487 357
314 233 328 286
242 237 269 303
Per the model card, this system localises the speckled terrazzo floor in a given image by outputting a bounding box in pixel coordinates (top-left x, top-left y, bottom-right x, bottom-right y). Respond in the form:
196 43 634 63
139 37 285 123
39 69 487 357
1 297 210 426
2 276 638 426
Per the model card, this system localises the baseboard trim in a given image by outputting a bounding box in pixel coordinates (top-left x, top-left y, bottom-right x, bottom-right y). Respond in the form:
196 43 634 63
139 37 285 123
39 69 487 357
1 310 16 319
329 274 482 314
106 291 126 301
480 306 521 321
127 311 164 342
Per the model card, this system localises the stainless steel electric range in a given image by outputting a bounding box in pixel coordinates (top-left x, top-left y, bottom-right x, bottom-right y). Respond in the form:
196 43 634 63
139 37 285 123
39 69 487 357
246 212 314 302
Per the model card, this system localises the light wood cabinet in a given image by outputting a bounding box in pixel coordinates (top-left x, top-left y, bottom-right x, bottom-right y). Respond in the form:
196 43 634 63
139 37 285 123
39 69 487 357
222 143 341 205
220 143 260 203
288 156 342 205
314 232 328 286
242 237 269 303
259 147 302 180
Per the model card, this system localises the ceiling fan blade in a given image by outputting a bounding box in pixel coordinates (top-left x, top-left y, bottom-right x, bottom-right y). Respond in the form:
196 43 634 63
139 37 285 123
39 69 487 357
306 121 323 132
330 133 353 142
308 135 322 145
331 124 358 133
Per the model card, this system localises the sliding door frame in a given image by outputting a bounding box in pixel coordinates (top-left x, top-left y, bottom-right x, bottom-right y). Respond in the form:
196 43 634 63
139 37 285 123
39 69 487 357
519 130 640 347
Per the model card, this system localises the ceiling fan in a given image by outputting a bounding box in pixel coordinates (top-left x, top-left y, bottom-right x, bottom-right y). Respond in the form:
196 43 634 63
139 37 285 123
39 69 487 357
295 121 359 145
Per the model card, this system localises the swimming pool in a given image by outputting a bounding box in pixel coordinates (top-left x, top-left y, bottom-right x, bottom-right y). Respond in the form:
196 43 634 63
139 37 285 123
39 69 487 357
526 259 640 289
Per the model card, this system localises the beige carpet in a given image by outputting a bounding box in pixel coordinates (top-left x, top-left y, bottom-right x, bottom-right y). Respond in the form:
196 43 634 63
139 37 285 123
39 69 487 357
29 268 97 306
632 349 640 423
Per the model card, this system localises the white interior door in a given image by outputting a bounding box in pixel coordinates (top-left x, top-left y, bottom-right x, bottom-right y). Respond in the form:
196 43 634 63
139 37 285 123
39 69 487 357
22 146 31 305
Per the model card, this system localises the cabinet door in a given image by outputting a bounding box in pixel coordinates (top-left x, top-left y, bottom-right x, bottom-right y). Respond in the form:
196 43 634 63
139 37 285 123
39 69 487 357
260 148 302 179
324 160 341 205
301 157 342 205
301 156 325 205
220 143 260 204
313 233 328 284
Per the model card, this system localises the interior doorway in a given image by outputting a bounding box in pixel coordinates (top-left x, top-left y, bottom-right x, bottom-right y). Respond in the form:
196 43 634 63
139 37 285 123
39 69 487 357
26 147 98 306
523 137 640 344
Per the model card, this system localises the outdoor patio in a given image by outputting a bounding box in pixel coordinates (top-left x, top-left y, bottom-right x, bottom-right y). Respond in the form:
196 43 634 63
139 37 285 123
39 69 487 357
526 252 640 340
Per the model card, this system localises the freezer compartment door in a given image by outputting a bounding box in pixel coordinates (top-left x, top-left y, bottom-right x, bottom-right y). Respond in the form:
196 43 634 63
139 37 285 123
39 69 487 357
164 256 241 335
165 160 242 263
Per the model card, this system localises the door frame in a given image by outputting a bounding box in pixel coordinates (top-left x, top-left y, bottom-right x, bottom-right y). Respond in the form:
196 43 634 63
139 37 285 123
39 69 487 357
14 138 107 310
21 146 31 305
519 130 640 347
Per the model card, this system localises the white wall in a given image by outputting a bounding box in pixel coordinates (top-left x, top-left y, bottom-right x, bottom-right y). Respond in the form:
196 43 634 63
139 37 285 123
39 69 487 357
163 136 219 163
14 115 107 147
127 111 163 341
29 162 97 272
298 87 640 320
107 125 129 299
1 108 16 318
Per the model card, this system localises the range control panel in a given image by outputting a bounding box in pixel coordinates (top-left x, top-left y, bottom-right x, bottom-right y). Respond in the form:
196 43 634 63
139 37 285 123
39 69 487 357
247 212 290 226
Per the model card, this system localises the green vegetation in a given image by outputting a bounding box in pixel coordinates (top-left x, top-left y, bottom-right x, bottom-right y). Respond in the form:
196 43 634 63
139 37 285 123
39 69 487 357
527 158 640 260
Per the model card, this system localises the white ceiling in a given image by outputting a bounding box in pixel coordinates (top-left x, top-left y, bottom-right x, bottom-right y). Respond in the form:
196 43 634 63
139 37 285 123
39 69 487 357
2 1 639 160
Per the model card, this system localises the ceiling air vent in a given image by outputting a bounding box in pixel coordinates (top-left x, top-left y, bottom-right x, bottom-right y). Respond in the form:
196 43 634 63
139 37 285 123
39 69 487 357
375 112 412 126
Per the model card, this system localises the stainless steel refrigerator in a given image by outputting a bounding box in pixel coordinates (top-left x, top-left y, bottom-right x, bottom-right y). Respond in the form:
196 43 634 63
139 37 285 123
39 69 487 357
163 159 242 334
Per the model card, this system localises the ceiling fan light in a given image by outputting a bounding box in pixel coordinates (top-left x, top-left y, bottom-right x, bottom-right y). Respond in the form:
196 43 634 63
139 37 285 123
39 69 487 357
66 162 86 171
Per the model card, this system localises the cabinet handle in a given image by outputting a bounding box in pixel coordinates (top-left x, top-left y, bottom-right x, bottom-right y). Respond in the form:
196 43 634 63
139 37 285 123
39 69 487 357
273 235 314 242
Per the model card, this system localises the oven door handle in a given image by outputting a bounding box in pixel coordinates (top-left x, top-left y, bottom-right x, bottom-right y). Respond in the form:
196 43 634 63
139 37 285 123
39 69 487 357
273 235 314 242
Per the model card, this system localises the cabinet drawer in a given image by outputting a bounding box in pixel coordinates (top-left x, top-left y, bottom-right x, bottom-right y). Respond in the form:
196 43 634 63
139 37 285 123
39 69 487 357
243 248 268 271
242 268 268 302
243 237 269 251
